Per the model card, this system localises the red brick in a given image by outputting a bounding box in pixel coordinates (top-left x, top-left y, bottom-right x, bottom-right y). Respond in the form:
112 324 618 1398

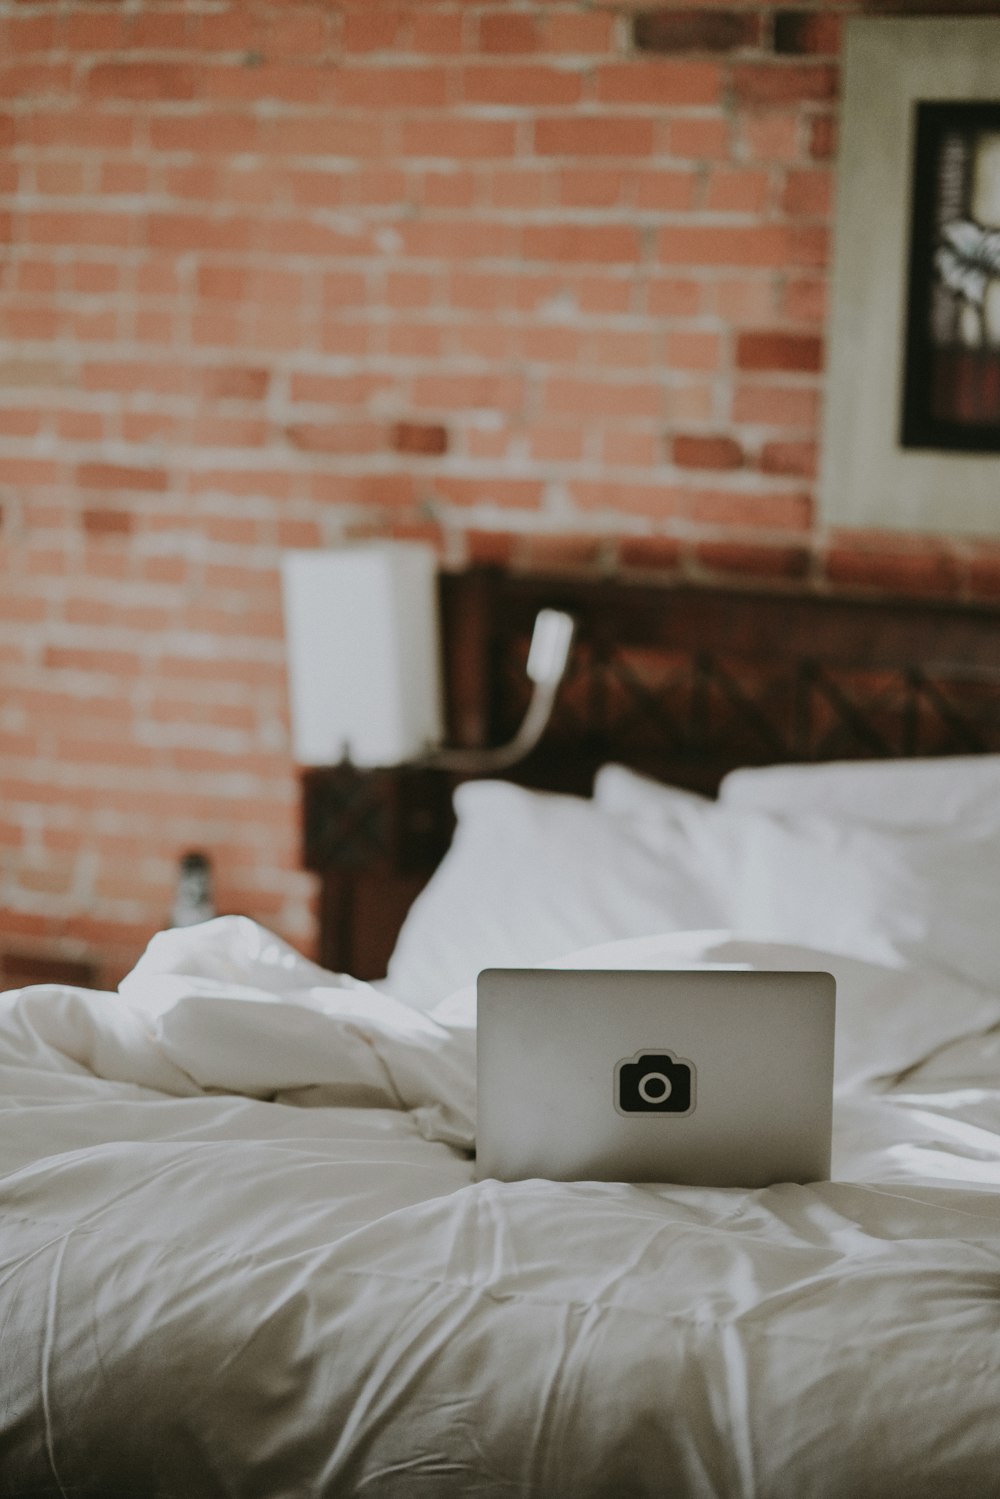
736 332 823 372
82 509 134 537
393 422 448 455
128 13 192 49
599 428 659 461
285 422 382 454
782 168 832 217
515 533 607 571
336 65 450 108
431 476 543 509
824 543 961 598
705 167 770 214
545 376 663 420
783 275 827 323
658 225 803 268
618 536 683 573
290 372 391 407
100 162 150 196
420 170 477 209
759 440 818 477
400 118 518 159
197 62 322 107
694 541 812 579
462 65 583 106
740 110 802 163
633 10 761 52
664 331 721 370
149 113 259 156
647 277 702 317
534 116 656 158
58 412 105 442
24 211 134 250
0 63 74 99
529 424 586 463
410 12 466 54
522 224 641 265
666 115 730 160
77 463 169 493
673 435 744 470
664 381 715 424
463 530 518 567
711 275 775 324
263 9 329 55
731 63 838 107
810 113 838 161
734 388 819 453
0 409 41 437
555 168 622 208
597 60 722 106
65 11 127 49
542 13 617 54
86 63 199 101
14 258 60 293
44 646 144 677
311 472 419 509
577 276 638 316
22 111 135 151
1 305 60 340
488 167 548 209
688 489 813 530
634 168 698 211
195 9 265 51
1 15 59 53
341 7 407 54
590 328 658 368
385 322 445 359
570 480 685 518
193 416 268 448
478 13 540 53
148 213 254 254
398 218 518 260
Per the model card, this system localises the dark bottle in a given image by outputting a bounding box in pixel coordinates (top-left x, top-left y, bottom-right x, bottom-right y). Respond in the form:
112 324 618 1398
170 851 215 928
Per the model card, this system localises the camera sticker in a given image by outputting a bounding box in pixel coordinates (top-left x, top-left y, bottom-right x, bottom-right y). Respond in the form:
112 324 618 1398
614 1050 697 1117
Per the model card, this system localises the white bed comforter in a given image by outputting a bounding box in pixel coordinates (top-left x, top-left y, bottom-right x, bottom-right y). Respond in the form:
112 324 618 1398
3 918 1000 1499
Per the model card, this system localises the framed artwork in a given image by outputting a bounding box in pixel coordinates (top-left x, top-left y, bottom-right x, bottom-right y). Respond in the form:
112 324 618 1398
820 19 1000 535
901 102 1000 452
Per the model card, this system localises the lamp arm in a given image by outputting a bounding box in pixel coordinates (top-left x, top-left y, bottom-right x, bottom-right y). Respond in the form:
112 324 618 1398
421 609 575 775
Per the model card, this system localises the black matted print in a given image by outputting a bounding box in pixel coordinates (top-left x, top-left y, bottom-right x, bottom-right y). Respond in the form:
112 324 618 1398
901 101 1000 453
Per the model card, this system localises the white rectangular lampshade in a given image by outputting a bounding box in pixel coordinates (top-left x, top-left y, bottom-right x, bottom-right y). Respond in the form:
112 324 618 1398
280 543 444 767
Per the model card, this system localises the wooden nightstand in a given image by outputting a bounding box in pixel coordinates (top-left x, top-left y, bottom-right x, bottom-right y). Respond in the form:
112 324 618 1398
301 762 455 980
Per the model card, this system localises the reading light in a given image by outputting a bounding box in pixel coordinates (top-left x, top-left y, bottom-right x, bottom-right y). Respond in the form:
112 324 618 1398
280 544 574 771
427 607 575 773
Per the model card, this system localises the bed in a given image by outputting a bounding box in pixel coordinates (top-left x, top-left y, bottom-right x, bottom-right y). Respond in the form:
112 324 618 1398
4 569 1000 1498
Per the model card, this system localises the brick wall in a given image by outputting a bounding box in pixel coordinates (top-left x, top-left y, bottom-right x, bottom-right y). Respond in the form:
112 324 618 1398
1 0 997 985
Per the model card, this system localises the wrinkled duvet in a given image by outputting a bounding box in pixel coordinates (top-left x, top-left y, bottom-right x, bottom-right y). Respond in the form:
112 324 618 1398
3 918 1000 1499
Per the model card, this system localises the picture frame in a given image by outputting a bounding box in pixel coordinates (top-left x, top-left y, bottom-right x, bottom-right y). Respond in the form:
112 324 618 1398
820 18 1000 535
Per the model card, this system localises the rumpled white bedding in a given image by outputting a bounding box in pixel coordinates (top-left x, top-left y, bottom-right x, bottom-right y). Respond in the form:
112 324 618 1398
3 917 1000 1498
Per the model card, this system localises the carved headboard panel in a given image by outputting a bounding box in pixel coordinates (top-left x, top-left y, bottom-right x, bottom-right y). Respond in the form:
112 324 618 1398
303 569 1000 977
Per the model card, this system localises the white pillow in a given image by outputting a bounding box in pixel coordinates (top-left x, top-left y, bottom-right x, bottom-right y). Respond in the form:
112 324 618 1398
385 781 730 1009
706 809 1000 993
720 755 1000 829
593 763 712 817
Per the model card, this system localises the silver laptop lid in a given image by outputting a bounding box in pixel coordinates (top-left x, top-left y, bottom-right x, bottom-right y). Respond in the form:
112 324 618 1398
476 968 835 1188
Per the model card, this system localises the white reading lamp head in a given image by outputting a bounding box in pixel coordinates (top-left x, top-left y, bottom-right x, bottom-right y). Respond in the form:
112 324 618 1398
526 609 575 687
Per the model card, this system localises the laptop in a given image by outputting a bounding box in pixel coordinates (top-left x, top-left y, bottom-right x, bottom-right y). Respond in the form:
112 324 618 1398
476 968 836 1188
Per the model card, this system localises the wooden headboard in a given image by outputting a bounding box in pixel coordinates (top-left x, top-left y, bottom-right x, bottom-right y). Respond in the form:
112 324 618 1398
302 569 1000 978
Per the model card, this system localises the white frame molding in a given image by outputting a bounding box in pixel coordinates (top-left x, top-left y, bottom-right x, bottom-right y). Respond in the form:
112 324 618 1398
820 17 1000 536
